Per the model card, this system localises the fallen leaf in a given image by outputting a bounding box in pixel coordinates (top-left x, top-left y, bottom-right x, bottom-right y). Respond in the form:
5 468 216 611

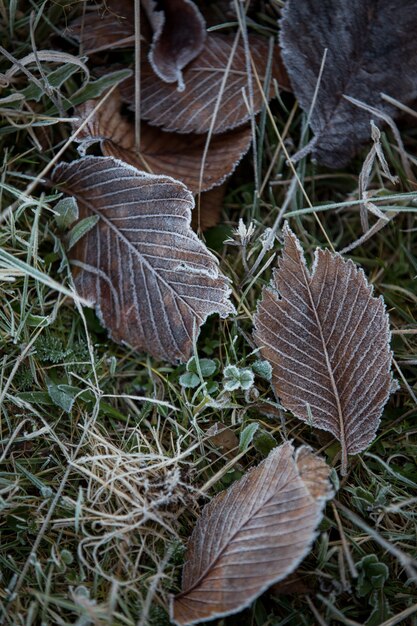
73 93 252 194
192 185 225 232
142 0 206 89
69 0 137 54
120 33 290 134
270 572 311 596
279 0 417 167
206 422 238 456
51 156 235 363
253 224 394 475
171 441 332 625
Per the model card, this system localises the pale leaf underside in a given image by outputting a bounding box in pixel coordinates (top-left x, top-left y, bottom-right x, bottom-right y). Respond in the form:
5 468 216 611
172 442 332 625
51 157 235 363
142 0 206 87
73 94 252 194
120 33 290 134
280 0 417 166
253 225 393 474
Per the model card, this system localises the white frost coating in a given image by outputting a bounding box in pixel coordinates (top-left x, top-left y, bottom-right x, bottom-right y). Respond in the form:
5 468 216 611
173 263 218 279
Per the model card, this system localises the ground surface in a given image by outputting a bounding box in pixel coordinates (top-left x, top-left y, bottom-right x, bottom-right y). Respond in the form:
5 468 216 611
0 2 417 625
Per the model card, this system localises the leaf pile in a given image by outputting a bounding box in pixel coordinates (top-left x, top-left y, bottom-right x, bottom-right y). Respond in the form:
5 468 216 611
121 33 289 134
73 92 252 195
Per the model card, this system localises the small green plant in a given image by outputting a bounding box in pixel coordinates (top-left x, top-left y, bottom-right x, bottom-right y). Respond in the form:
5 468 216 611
223 365 254 391
179 355 219 394
356 554 391 625
251 359 272 381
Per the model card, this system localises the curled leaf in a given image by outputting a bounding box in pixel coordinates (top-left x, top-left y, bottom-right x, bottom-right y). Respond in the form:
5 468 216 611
279 0 417 166
72 93 252 194
142 0 206 89
120 33 290 134
171 441 332 625
253 224 395 474
51 156 235 363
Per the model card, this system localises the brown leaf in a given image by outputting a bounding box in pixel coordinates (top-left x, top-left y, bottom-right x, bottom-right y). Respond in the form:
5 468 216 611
51 156 235 363
269 572 311 596
171 442 332 625
192 185 225 232
120 33 290 134
279 0 417 167
253 224 394 475
142 0 206 88
73 93 252 194
69 0 137 54
206 422 238 456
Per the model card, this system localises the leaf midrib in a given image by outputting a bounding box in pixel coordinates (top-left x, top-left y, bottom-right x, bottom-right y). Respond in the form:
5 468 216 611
299 259 348 474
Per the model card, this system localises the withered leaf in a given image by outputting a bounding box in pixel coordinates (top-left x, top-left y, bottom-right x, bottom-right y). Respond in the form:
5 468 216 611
51 157 235 363
206 422 238 457
73 93 252 194
192 185 225 232
279 0 417 167
142 0 206 88
171 442 332 625
120 33 290 134
69 0 137 54
253 224 394 474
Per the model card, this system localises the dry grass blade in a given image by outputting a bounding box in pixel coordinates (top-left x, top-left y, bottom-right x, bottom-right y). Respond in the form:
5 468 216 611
171 442 333 625
253 224 395 475
280 0 417 166
51 156 235 363
142 0 206 88
73 93 252 194
120 33 290 134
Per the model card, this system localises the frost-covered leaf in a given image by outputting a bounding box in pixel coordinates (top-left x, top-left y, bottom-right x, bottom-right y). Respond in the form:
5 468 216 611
186 356 217 378
239 422 259 452
252 359 272 381
51 156 234 363
253 224 394 474
73 93 252 194
54 197 79 229
142 0 206 88
279 0 417 166
67 215 99 250
179 372 200 389
171 442 333 625
223 365 254 392
120 33 290 134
